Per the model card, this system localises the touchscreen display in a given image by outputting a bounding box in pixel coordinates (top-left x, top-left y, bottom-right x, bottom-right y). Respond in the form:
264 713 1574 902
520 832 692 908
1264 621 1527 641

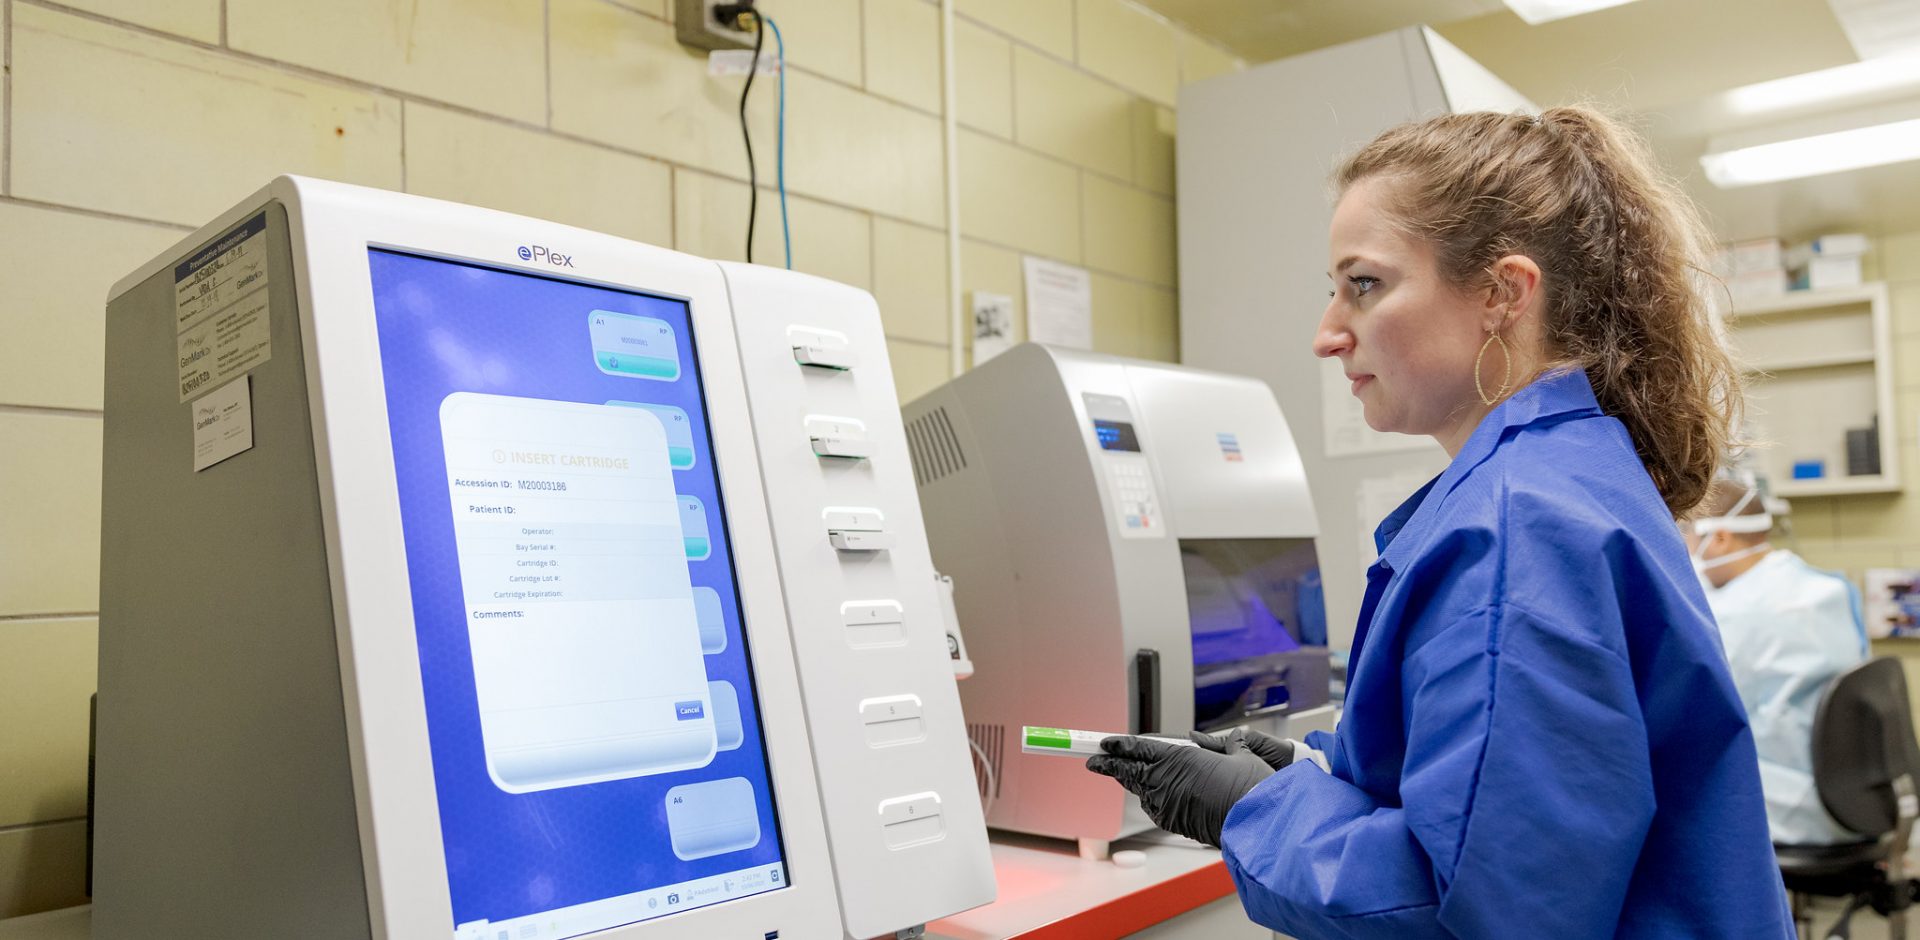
368 250 788 940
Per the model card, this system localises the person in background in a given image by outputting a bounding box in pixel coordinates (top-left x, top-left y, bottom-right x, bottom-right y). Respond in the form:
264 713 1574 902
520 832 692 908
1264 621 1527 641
1082 105 1796 939
1685 477 1868 846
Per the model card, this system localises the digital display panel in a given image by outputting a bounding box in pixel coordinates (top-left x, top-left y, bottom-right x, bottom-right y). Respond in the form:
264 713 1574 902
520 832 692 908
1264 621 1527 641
368 250 788 940
1092 419 1141 452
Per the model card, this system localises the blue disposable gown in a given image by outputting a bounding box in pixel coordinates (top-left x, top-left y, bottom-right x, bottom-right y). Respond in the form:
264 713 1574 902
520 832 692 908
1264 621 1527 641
1220 370 1793 939
1709 549 1867 845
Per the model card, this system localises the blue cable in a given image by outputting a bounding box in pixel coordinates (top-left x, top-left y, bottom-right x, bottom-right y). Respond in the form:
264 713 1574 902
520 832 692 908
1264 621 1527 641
765 16 791 270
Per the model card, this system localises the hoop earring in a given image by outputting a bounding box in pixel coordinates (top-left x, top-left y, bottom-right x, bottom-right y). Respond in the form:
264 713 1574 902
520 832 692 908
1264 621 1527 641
1475 330 1513 406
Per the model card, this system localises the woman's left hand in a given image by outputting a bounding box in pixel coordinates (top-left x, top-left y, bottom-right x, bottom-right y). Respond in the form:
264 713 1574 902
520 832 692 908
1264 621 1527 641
1085 733 1275 846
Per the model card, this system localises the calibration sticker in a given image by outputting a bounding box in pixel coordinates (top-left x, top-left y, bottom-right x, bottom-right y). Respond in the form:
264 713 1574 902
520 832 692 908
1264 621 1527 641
175 212 272 402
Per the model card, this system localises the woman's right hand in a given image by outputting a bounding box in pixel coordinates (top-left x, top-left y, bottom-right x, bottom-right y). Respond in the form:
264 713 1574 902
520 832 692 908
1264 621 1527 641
1191 727 1295 770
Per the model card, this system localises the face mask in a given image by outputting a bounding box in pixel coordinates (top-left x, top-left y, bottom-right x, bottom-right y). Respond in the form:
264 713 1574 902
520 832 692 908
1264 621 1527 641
1691 540 1771 577
1689 487 1772 578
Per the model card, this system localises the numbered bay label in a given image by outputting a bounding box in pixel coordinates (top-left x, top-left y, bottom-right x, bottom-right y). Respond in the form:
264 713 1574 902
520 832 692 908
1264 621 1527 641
590 310 681 380
608 401 695 469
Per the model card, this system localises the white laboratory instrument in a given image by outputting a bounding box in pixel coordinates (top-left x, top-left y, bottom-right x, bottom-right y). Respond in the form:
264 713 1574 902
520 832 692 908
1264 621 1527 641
903 344 1329 855
94 177 992 940
1178 27 1534 648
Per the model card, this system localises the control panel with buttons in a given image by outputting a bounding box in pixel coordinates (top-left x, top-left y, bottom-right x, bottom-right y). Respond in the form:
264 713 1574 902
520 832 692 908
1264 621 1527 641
717 263 995 937
1083 392 1167 540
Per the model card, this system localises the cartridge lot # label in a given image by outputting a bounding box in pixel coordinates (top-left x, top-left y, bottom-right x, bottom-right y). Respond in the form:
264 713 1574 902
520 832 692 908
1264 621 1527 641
175 212 272 401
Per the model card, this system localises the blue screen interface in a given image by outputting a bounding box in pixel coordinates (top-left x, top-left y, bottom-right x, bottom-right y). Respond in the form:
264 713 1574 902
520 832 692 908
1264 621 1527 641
367 249 789 940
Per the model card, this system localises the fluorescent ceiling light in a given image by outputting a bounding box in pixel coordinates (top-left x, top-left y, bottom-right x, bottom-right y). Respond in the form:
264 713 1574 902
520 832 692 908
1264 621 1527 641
1724 53 1920 116
1502 0 1643 25
1700 117 1920 187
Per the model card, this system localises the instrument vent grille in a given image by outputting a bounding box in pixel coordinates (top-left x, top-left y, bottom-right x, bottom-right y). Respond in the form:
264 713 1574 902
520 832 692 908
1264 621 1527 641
906 406 967 486
966 721 1003 801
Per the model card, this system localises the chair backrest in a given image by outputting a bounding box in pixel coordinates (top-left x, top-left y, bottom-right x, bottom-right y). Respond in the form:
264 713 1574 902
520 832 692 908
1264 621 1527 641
1811 657 1920 836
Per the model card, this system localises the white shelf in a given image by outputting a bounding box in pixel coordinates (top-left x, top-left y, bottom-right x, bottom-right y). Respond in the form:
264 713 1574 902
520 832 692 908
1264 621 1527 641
1726 281 1898 499
1744 350 1877 373
1771 475 1900 498
1731 285 1881 318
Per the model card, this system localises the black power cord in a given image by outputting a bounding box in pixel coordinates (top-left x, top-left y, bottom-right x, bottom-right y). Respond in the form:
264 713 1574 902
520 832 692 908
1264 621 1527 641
736 10 765 264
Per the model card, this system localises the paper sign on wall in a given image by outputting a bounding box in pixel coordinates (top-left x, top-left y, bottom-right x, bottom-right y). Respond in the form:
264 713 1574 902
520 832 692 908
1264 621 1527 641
971 291 1015 365
1022 257 1092 350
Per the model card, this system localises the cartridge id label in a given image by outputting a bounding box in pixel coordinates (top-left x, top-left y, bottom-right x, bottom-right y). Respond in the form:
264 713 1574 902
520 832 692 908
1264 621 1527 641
175 211 272 401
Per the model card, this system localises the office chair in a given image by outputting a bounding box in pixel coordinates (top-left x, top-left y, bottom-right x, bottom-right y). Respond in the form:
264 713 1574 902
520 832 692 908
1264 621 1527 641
1778 657 1920 940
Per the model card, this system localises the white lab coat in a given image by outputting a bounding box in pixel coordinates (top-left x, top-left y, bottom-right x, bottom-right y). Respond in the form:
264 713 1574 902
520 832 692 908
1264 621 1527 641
1708 549 1869 846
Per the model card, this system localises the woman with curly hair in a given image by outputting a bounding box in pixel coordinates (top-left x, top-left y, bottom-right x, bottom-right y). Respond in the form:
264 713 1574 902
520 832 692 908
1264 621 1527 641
1088 107 1792 939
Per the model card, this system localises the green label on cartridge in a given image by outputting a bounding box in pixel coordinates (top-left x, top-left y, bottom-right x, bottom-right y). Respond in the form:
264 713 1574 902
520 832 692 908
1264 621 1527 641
1025 727 1072 749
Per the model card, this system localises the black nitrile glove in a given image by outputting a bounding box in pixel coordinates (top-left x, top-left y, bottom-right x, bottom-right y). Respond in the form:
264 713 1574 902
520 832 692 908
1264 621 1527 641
1084 733 1274 847
1191 727 1294 770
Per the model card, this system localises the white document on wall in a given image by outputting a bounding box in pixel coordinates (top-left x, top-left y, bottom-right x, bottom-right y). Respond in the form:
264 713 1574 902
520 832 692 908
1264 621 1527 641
1320 357 1433 458
972 291 1016 365
1022 256 1092 350
1356 468 1436 571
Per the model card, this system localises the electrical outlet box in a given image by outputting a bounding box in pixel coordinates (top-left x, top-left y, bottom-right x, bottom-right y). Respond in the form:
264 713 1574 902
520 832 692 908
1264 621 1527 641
676 0 755 51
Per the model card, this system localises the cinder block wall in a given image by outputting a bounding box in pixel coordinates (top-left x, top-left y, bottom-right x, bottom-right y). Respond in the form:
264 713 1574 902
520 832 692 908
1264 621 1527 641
0 0 1238 917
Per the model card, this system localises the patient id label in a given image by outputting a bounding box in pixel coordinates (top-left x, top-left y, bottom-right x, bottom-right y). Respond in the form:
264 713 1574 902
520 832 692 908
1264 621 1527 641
175 212 272 401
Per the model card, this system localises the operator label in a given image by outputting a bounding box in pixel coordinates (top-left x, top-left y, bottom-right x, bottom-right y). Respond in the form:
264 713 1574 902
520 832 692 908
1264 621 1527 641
589 310 681 380
175 211 272 401
440 393 717 793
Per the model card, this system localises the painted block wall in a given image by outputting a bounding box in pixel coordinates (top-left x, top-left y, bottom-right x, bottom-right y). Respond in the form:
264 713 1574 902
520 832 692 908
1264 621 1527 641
0 0 1239 917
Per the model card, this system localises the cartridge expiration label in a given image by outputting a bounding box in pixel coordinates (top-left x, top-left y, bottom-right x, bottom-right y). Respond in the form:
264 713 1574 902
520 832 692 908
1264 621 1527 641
175 211 272 402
